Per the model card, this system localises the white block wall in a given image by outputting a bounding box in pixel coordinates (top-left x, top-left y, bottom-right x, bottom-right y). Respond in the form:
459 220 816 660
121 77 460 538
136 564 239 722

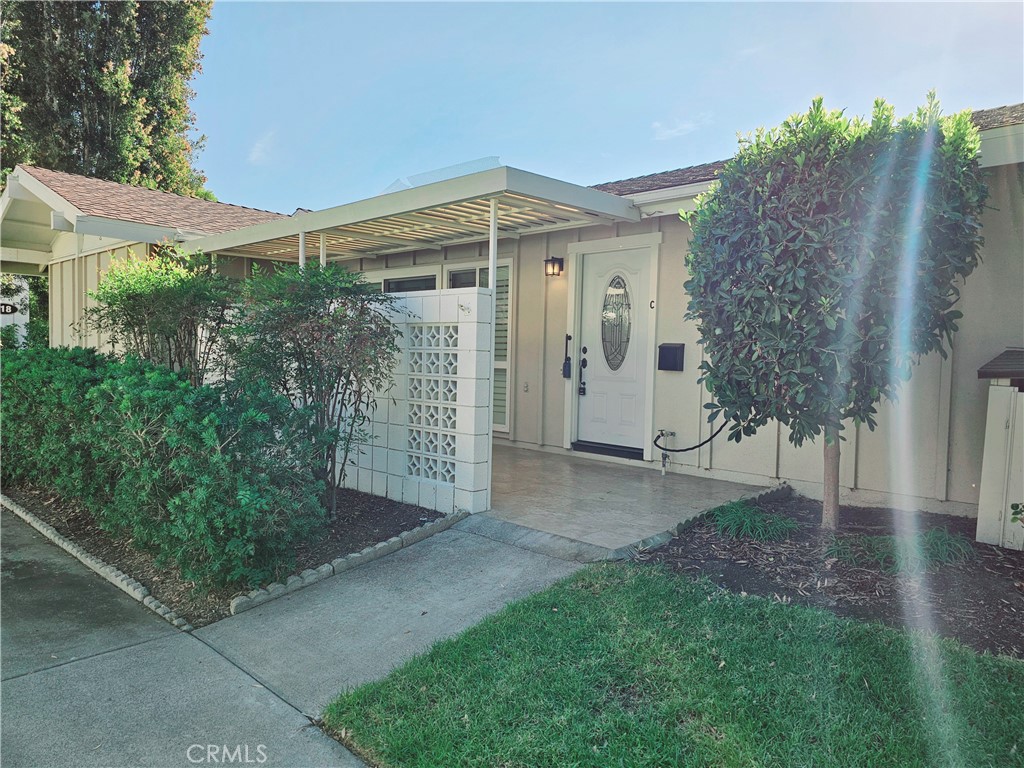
341 288 493 515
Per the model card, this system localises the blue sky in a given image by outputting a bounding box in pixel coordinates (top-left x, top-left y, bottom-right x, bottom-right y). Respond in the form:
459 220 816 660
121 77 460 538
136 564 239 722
192 2 1024 213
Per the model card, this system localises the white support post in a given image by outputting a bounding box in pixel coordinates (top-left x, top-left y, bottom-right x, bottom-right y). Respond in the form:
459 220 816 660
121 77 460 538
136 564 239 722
487 198 498 510
298 231 306 268
319 233 327 266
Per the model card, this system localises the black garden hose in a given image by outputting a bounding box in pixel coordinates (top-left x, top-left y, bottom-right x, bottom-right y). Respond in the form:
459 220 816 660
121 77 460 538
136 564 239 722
653 420 728 453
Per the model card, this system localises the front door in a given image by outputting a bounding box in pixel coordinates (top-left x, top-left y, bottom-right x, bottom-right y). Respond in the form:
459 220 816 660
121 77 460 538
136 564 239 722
575 248 652 457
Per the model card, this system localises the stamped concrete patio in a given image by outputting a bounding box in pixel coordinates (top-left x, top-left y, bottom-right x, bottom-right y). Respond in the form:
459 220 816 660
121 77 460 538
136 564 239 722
478 442 764 560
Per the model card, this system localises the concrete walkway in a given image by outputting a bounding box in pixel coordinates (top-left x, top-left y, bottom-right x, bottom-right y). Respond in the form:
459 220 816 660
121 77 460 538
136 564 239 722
1 509 579 767
196 529 580 716
490 443 762 557
1 510 361 768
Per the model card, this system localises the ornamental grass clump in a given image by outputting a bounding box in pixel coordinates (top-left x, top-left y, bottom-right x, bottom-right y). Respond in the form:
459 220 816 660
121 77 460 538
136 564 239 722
827 527 974 574
709 500 800 542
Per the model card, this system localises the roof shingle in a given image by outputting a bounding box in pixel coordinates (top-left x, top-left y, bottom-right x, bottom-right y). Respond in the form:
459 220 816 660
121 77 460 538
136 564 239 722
18 165 286 235
593 103 1024 198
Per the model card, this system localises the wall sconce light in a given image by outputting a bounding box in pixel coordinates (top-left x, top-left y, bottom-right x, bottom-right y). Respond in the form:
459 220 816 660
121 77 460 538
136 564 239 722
544 256 564 277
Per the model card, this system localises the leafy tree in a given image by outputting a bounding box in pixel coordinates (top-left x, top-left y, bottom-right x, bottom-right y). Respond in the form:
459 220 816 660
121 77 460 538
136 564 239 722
0 0 214 197
230 264 401 517
81 245 234 386
683 95 987 529
0 12 27 186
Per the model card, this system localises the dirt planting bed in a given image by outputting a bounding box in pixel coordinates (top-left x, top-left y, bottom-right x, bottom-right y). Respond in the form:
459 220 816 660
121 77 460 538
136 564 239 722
4 485 443 628
641 495 1024 658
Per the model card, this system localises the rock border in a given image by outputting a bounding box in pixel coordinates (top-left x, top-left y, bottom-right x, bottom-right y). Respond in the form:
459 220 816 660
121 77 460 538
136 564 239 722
746 481 795 506
1 493 195 632
229 508 472 615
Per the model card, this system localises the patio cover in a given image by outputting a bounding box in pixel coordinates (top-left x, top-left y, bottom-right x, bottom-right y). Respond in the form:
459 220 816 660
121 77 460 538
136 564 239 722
188 166 641 262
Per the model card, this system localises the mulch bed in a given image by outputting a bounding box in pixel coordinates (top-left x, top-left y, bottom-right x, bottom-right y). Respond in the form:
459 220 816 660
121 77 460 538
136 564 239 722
4 485 443 629
640 495 1024 658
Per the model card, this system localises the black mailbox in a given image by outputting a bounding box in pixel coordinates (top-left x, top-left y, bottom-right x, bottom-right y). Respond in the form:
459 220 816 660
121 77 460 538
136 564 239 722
657 343 685 371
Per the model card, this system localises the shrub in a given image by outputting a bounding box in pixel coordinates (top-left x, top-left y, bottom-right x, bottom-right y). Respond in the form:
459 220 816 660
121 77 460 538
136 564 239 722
709 500 800 541
80 244 235 386
0 346 112 499
229 263 400 516
1 347 325 588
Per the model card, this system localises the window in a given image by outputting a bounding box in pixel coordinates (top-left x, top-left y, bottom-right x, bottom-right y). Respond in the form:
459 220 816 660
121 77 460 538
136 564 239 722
601 274 632 371
444 263 513 431
447 269 477 289
383 275 436 293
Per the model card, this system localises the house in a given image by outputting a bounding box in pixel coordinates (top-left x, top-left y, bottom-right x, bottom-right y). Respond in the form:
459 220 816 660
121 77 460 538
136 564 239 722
1 104 1021 532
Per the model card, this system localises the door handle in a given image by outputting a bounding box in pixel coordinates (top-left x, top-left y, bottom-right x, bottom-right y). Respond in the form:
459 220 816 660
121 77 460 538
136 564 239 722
578 351 588 395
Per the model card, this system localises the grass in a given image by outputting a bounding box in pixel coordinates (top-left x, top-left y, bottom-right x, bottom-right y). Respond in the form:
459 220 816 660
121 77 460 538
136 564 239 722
709 499 800 541
826 528 975 574
323 564 1023 768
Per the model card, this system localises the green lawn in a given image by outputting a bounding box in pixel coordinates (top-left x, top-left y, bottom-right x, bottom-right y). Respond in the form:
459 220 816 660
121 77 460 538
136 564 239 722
324 564 1023 768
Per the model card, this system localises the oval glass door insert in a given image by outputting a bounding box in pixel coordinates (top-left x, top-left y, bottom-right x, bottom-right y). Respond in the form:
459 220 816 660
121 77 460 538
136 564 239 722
601 274 632 371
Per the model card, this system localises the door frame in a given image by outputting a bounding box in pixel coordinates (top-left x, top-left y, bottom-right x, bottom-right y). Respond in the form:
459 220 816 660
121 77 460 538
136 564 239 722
562 232 662 462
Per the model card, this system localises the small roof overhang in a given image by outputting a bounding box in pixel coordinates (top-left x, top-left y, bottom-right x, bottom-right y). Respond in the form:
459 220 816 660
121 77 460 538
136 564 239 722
189 166 641 262
1 167 202 273
978 348 1024 380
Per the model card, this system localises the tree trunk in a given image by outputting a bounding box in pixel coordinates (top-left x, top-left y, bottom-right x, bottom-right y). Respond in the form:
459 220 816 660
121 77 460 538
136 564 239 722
822 424 840 530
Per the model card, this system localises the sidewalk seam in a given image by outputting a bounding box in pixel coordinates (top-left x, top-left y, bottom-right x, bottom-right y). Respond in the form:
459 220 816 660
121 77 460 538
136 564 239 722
0 633 172 683
455 525 596 564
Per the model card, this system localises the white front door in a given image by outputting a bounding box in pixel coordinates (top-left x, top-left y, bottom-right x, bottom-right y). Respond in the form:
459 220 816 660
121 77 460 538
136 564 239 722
576 248 652 452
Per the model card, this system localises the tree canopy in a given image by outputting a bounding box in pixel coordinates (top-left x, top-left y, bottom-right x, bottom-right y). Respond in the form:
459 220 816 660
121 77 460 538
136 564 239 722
683 94 987 526
1 0 213 197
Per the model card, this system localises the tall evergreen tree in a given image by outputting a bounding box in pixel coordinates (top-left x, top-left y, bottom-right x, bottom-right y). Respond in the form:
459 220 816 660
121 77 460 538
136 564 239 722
0 1 213 197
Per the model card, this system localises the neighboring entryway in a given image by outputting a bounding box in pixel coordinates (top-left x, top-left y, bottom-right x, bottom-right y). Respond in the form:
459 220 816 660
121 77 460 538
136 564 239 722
574 247 652 459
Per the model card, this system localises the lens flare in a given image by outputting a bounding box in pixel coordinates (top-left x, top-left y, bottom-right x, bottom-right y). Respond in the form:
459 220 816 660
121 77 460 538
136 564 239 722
888 124 964 764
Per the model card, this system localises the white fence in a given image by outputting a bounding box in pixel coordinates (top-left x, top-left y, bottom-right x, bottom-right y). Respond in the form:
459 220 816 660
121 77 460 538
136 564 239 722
341 288 492 515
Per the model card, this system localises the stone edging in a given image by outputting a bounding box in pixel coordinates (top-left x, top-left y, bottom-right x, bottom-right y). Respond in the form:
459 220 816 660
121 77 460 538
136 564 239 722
229 508 472 615
618 482 795 560
745 482 794 506
0 493 195 632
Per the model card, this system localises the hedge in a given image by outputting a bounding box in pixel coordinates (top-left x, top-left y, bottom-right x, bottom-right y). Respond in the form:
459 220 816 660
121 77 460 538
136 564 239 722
1 347 326 589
